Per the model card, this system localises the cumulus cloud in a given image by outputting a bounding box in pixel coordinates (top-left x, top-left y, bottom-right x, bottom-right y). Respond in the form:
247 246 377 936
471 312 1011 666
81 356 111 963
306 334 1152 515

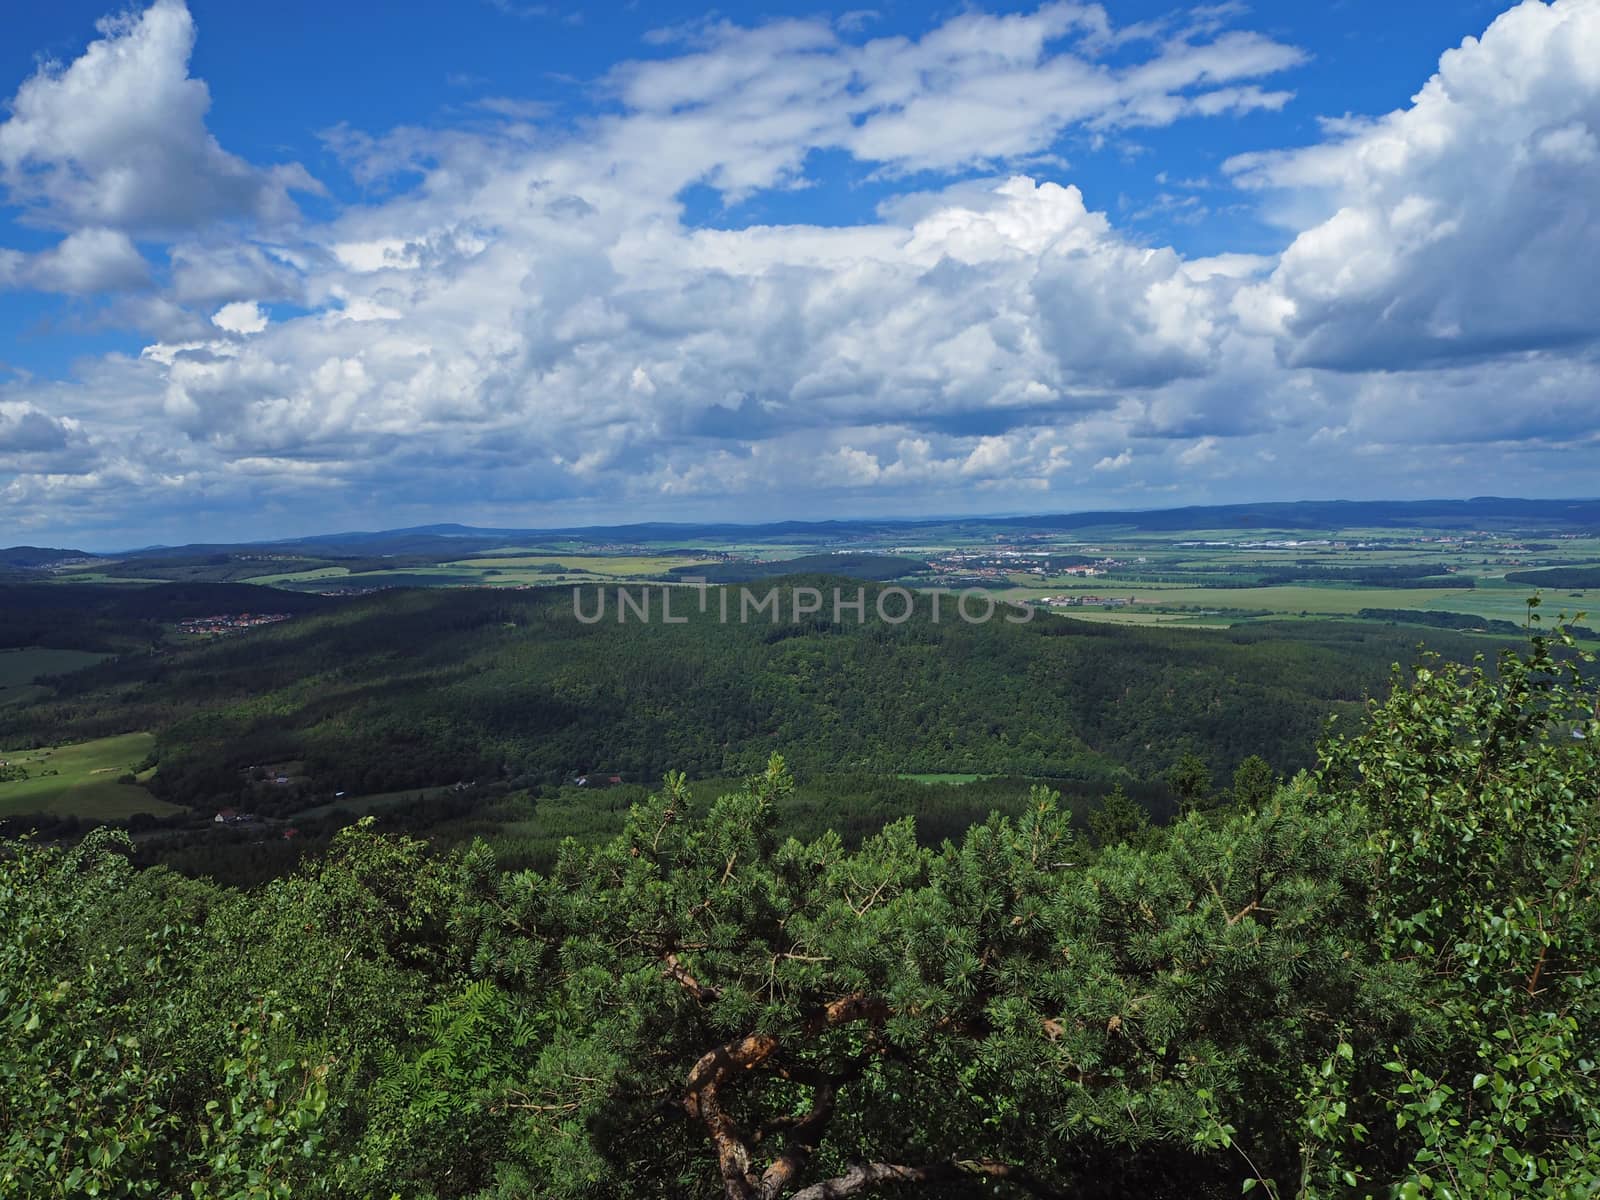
1 0 1598 541
168 242 305 307
211 301 268 335
1095 448 1133 471
0 228 150 294
0 404 77 453
1230 0 1600 369
0 0 317 234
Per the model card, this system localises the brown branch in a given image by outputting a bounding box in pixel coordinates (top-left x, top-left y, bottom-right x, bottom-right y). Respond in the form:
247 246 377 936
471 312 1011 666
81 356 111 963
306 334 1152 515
849 877 892 917
750 1038 892 1196
685 1033 780 1199
650 801 679 853
1227 900 1271 926
683 994 992 1200
758 1080 841 1199
664 952 720 1003
1526 941 1549 997
802 993 891 1036
787 1158 1055 1200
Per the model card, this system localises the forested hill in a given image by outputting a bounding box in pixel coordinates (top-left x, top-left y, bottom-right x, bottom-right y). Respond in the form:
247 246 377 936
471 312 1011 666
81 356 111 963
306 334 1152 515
4 581 1488 814
0 583 340 652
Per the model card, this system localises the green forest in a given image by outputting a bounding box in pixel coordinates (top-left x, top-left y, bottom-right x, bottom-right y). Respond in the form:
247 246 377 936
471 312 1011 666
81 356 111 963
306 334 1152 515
0 582 1493 806
0 580 1519 885
3 623 1597 1198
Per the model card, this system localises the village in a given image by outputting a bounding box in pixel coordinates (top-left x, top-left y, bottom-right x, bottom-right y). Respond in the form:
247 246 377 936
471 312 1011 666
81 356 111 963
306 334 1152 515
1035 594 1138 608
176 612 294 635
924 547 1132 584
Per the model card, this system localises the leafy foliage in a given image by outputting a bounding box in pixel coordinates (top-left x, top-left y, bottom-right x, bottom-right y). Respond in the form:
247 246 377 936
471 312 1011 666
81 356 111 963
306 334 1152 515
1299 611 1600 1197
2 622 1597 1198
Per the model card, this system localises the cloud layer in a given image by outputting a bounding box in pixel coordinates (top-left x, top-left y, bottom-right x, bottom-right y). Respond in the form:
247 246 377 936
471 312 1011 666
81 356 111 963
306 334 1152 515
1 0 1598 543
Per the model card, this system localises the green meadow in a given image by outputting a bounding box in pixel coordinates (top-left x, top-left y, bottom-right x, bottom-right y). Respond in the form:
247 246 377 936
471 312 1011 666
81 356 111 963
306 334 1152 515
447 554 721 576
0 732 181 819
997 583 1471 614
240 565 353 585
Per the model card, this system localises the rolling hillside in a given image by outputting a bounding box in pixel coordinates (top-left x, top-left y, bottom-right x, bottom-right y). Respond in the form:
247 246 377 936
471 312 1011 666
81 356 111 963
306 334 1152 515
1 581 1490 818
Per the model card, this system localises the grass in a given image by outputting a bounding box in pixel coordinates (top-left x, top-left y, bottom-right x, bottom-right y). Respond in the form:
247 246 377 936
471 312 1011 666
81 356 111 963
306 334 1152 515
997 584 1474 616
0 732 182 819
1034 610 1234 629
447 555 721 576
896 772 996 785
41 571 170 584
1421 583 1593 625
240 566 351 585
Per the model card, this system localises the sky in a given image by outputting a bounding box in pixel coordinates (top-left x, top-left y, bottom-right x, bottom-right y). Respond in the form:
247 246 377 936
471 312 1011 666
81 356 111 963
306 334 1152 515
0 0 1595 549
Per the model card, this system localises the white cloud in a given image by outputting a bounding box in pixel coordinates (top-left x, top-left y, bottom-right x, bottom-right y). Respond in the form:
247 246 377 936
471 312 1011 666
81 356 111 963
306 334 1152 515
169 242 305 306
332 239 424 273
1230 0 1600 369
0 403 78 453
1177 435 1219 465
605 6 1304 192
0 227 149 294
0 0 317 234
1 0 1599 540
1094 448 1133 471
211 301 268 335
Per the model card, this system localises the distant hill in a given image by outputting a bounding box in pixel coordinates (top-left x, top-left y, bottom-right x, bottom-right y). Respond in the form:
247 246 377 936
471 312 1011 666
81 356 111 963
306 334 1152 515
985 497 1600 534
0 582 337 619
0 583 341 652
88 497 1600 565
13 497 1595 580
0 546 96 569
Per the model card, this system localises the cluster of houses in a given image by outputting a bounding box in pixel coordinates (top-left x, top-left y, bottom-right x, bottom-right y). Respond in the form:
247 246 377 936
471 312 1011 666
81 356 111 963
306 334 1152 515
212 808 300 839
929 549 1131 582
1038 595 1137 608
177 612 292 636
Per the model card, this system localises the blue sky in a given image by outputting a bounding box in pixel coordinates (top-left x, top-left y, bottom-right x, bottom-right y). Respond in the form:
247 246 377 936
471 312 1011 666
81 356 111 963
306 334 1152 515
0 0 1596 547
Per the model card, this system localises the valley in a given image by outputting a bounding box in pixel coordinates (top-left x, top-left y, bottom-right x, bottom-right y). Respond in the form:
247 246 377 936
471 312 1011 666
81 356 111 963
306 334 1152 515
8 499 1593 884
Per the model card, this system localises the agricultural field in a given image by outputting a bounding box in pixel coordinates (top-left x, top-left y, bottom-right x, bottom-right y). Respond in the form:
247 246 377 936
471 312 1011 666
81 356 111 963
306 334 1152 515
0 732 180 819
233 555 731 590
240 565 352 585
1000 583 1487 614
1020 609 1236 629
7 503 1597 642
41 570 170 584
446 554 724 576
